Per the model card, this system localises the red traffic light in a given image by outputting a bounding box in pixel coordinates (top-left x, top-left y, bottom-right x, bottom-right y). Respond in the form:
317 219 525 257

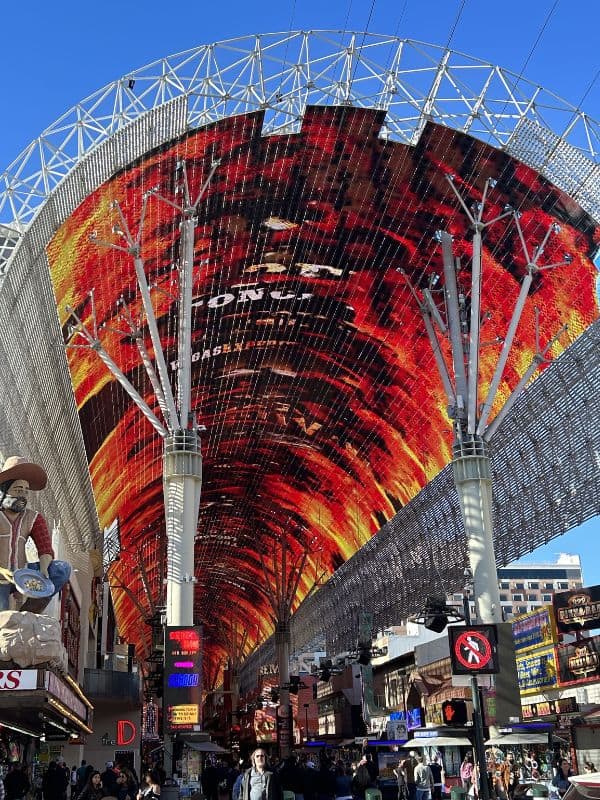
441 699 467 726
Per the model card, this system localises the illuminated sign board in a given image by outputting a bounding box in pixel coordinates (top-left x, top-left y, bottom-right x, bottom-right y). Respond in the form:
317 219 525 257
556 637 600 687
515 646 558 696
0 670 38 691
512 607 557 653
164 626 202 733
522 697 578 719
117 720 136 746
389 708 423 730
46 107 600 672
449 626 499 675
553 585 600 633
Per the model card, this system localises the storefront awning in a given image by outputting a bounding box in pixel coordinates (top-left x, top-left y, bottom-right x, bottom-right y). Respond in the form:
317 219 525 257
0 668 93 738
185 741 230 753
485 733 549 746
403 737 472 747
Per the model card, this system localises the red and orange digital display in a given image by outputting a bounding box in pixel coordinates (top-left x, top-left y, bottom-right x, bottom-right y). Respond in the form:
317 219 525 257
46 107 599 671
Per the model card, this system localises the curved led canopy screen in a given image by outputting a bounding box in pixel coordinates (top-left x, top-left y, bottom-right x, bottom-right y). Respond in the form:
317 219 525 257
46 107 599 668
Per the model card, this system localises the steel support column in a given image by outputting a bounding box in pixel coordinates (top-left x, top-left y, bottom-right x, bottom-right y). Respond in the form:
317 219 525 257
453 434 502 623
275 623 291 759
164 429 202 627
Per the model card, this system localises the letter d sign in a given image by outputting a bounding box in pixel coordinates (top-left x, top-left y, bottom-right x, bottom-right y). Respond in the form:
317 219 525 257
117 720 136 746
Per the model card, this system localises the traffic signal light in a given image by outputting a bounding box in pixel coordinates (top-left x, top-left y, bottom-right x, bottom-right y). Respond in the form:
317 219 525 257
441 699 468 726
289 676 300 695
270 687 280 703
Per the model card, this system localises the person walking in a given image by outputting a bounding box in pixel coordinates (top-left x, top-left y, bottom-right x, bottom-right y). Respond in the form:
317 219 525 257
136 772 160 800
552 760 574 798
77 773 106 800
401 752 419 800
333 765 352 800
42 764 69 800
460 756 474 792
100 764 118 798
239 750 282 800
393 762 408 800
499 755 516 800
4 764 30 800
428 758 443 800
351 759 373 800
414 757 433 800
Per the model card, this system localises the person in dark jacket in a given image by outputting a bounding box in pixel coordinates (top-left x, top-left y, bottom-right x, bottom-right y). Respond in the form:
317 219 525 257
42 763 69 800
100 764 118 798
352 760 373 800
116 774 133 800
239 750 282 800
201 763 219 800
4 764 30 800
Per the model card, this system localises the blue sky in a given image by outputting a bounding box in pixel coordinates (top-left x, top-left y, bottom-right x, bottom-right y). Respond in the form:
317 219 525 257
1 0 598 583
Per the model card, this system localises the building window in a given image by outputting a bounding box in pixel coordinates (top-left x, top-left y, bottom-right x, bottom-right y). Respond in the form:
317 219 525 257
500 582 509 589
529 582 539 589
527 594 538 601
544 583 554 590
515 583 524 590
517 606 527 614
513 594 523 601
542 594 552 602
558 583 569 589
500 595 508 602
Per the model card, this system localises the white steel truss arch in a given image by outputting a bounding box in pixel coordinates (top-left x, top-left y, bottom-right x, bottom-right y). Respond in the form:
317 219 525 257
2 30 600 244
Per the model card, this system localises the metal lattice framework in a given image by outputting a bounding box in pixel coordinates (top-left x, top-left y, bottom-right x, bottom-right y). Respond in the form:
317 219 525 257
0 30 599 673
239 319 600 687
2 30 600 240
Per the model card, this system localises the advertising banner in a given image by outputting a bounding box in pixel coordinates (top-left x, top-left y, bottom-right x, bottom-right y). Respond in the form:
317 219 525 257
389 708 423 730
556 637 600 687
553 585 600 633
0 670 38 691
255 707 277 743
521 697 579 719
276 704 293 752
45 105 600 667
163 626 203 734
515 646 558 696
512 607 557 653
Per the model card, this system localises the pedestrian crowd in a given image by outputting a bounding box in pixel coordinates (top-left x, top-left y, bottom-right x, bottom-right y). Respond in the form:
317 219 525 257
2 747 593 800
0 758 143 800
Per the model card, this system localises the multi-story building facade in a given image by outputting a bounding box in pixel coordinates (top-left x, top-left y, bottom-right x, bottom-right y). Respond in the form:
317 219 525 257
496 553 583 618
448 553 583 621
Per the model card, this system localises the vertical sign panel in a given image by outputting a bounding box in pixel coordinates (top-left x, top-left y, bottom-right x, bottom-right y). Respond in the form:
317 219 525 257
164 626 203 734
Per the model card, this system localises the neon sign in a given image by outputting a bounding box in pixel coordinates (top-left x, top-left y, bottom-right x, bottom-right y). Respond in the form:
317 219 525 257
117 720 136 746
168 673 200 688
164 626 203 733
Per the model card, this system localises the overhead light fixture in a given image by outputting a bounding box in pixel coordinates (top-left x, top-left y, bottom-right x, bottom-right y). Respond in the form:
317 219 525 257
0 719 40 737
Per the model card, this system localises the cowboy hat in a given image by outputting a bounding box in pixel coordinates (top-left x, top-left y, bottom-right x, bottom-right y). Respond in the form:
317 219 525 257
0 456 47 490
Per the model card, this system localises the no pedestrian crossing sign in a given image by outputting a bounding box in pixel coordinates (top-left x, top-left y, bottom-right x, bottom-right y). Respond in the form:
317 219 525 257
448 625 500 675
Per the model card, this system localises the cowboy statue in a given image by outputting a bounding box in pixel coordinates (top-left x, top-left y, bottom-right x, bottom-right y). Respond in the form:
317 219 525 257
0 455 71 613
